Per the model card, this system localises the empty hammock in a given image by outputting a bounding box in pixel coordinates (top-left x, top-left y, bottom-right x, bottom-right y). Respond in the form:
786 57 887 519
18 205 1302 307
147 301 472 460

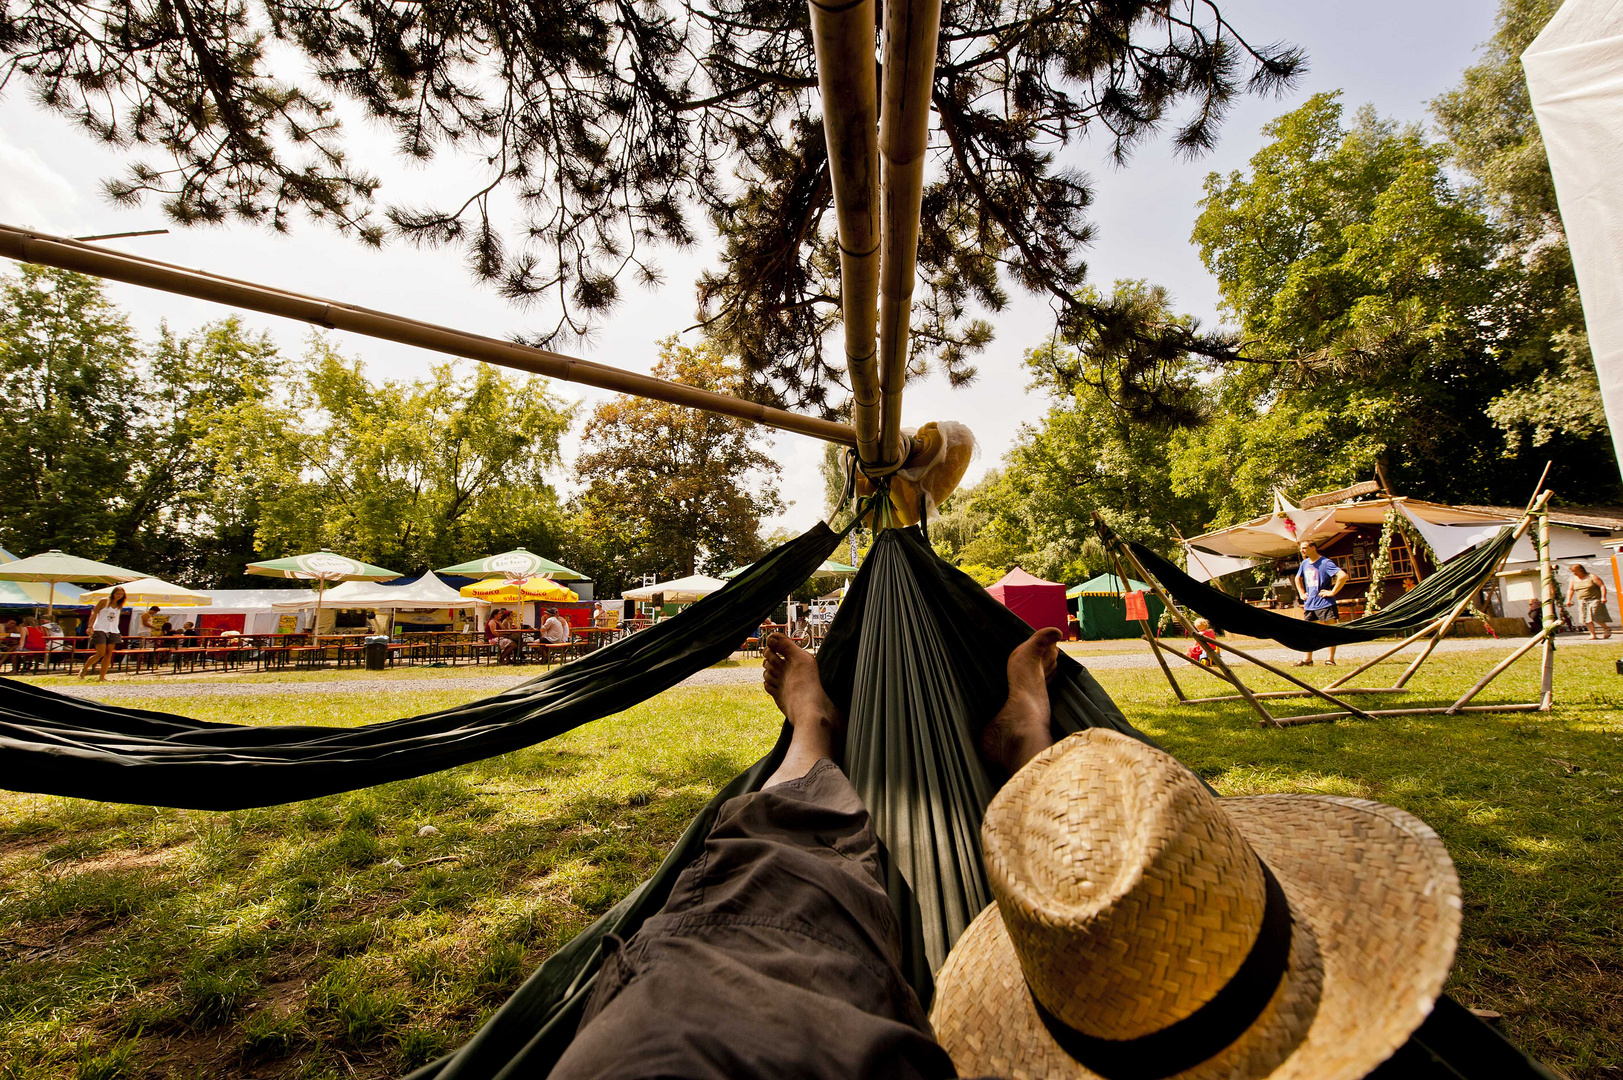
0 524 1555 1080
1120 525 1517 654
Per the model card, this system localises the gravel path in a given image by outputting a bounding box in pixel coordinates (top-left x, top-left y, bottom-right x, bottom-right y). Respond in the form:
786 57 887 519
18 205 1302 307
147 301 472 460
41 634 1615 703
45 662 771 702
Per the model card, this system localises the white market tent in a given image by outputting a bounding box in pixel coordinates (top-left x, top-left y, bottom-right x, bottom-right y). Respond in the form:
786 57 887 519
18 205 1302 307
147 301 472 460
151 589 319 635
271 572 479 612
1523 0 1623 474
622 575 728 604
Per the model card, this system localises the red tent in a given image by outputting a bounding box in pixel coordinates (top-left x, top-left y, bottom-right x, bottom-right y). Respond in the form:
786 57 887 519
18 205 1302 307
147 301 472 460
985 567 1067 633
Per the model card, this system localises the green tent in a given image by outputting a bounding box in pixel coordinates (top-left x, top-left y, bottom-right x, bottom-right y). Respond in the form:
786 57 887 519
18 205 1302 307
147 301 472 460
1068 572 1164 640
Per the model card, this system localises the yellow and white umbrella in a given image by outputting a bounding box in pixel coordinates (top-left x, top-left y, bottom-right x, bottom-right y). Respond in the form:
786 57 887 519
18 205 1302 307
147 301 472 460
82 577 212 608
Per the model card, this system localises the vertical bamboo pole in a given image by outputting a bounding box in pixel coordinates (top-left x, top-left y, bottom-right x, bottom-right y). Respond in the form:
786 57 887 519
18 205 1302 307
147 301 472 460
1538 510 1557 710
809 0 883 467
876 0 943 466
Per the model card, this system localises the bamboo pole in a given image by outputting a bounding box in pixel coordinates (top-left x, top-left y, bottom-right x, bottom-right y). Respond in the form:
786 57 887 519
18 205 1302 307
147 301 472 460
1444 627 1553 714
0 224 857 448
1538 509 1557 710
1099 517 1281 727
875 0 943 466
1143 628 1190 701
809 0 883 466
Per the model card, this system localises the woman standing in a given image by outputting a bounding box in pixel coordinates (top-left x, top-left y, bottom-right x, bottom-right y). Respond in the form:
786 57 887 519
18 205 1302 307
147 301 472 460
1565 564 1613 639
78 585 128 681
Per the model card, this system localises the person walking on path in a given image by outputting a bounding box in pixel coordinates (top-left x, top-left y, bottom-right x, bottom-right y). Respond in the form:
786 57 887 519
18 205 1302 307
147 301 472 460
77 586 127 682
1565 564 1613 639
1293 540 1347 666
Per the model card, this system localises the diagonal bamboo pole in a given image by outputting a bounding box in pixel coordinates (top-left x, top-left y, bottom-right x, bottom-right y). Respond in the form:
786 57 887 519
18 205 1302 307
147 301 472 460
875 0 943 467
1098 516 1281 728
0 224 857 448
1444 627 1554 714
809 0 883 466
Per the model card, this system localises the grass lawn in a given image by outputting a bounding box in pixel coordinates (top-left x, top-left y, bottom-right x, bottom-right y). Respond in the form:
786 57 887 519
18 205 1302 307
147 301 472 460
2 642 1620 1078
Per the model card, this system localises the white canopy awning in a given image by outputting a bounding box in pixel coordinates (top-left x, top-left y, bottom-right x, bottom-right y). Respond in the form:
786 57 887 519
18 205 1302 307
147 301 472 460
622 574 728 603
1524 0 1623 475
272 572 480 610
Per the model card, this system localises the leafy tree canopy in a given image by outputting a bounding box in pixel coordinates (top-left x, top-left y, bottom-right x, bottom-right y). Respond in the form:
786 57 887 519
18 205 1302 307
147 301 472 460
569 338 783 594
0 0 1300 413
1433 0 1608 453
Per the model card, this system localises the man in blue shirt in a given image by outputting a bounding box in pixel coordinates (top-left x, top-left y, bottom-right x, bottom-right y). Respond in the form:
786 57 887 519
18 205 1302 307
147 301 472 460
1294 539 1348 665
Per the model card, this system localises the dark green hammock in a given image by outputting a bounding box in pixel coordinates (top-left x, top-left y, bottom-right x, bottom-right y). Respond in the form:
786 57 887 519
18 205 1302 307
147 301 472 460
0 525 1555 1079
1120 525 1518 654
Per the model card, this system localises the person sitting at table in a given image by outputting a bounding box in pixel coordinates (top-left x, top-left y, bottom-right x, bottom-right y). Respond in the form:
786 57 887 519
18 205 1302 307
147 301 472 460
137 605 161 642
179 621 199 640
540 606 571 646
42 618 66 653
14 617 46 670
1 618 20 659
486 609 520 663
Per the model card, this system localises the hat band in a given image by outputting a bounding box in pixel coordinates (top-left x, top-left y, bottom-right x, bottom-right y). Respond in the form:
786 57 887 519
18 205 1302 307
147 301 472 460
1030 859 1294 1080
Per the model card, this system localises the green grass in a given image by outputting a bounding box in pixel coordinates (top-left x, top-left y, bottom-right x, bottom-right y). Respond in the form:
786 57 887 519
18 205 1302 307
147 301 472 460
0 644 1619 1077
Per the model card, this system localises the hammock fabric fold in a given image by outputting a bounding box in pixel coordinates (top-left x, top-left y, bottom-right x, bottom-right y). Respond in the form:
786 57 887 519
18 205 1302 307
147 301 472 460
0 524 843 809
1123 526 1518 654
0 523 1557 1080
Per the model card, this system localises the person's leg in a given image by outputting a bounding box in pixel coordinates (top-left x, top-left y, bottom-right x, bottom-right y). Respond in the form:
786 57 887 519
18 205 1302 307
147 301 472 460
980 627 1061 776
99 640 115 680
761 632 844 788
77 640 97 679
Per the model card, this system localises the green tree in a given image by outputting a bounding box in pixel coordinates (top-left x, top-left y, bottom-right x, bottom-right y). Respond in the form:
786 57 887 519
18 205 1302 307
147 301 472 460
0 266 142 558
570 339 783 593
208 340 575 577
1432 0 1611 453
1181 92 1604 513
119 317 288 582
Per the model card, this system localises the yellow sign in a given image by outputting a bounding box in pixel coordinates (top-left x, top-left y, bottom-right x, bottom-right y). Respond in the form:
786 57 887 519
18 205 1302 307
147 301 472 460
277 614 297 635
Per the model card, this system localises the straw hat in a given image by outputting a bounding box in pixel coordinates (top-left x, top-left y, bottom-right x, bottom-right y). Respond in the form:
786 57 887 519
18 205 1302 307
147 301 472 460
931 730 1460 1080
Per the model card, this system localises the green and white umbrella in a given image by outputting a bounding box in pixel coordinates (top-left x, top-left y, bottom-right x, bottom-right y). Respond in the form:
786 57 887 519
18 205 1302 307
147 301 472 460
246 550 401 630
0 549 142 616
436 548 588 582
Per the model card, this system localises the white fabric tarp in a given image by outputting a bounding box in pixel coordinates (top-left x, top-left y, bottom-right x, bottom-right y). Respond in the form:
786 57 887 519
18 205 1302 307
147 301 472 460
1179 549 1257 583
1523 0 1623 473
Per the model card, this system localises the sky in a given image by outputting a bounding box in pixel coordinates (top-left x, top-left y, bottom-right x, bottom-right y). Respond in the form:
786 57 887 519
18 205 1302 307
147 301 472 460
0 0 1503 538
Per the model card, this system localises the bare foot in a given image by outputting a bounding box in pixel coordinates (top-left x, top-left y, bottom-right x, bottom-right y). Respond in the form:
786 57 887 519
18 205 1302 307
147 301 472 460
762 633 844 787
981 628 1061 777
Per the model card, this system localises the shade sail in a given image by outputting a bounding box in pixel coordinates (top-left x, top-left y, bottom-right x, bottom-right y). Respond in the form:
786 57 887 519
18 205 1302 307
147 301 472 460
82 577 212 607
622 574 728 603
458 576 579 604
984 567 1067 633
0 550 142 584
1523 0 1623 474
246 550 400 582
437 548 588 581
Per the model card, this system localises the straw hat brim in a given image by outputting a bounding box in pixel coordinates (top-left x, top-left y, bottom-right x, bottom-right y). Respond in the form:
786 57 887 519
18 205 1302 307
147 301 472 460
930 794 1460 1080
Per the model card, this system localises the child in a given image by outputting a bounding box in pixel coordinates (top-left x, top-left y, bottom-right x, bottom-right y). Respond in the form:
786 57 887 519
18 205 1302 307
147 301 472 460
1186 618 1219 666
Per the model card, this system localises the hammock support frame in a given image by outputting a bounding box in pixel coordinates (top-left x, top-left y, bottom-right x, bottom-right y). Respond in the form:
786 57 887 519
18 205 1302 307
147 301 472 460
1096 490 1559 728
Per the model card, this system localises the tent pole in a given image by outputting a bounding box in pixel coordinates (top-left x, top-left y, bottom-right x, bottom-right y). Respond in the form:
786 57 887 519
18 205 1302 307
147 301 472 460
0 224 856 450
47 580 55 620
